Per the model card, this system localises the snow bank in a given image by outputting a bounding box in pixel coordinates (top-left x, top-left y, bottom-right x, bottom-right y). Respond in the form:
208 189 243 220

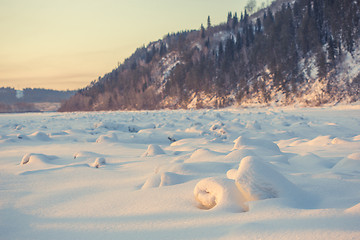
194 177 248 212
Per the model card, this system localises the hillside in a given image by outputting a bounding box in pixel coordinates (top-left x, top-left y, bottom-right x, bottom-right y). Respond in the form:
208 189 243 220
59 0 360 111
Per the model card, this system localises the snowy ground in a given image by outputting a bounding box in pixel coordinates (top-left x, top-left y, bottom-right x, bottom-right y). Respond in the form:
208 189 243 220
1 105 360 240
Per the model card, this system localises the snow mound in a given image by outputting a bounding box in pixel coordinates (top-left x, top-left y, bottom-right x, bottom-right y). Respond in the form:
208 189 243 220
142 144 165 157
185 148 223 163
159 172 188 187
142 172 190 189
21 153 58 165
245 120 261 130
333 152 360 172
235 156 300 202
331 137 350 145
96 132 118 143
94 121 126 131
232 136 281 154
92 157 106 168
179 162 233 175
345 203 360 214
141 173 161 189
194 177 248 212
353 135 360 141
306 135 332 146
224 149 257 163
289 152 333 171
16 134 30 140
29 131 51 141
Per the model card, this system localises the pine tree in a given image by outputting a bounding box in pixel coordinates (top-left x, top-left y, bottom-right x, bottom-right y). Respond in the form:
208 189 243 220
255 18 262 33
200 24 206 38
217 41 224 66
205 37 210 48
227 12 233 29
233 12 239 30
236 31 242 51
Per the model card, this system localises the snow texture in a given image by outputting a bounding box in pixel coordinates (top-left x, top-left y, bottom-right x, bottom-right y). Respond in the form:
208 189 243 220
0 105 360 239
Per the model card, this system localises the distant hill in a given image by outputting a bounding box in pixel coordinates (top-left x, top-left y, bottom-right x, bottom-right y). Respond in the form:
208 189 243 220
0 88 76 113
59 0 360 111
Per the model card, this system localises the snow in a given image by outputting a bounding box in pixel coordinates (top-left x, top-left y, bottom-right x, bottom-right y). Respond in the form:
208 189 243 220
0 106 360 239
142 144 165 157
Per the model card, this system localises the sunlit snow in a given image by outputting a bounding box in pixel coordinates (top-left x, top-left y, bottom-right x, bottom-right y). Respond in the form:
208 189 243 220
1 105 360 239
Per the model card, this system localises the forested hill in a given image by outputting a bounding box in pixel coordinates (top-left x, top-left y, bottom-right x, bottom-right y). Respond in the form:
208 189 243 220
59 0 360 112
0 88 76 104
0 88 76 113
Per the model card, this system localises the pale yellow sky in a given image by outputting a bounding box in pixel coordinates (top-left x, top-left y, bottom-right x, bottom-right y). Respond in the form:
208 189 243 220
0 0 254 90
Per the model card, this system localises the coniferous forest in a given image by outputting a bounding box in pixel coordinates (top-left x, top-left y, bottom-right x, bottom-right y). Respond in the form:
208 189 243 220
59 0 360 111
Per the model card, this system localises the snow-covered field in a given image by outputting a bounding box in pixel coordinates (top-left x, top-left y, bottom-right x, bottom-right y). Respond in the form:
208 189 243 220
1 106 360 240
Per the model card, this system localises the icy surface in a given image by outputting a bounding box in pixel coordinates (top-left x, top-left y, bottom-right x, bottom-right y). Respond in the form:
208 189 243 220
1 106 360 239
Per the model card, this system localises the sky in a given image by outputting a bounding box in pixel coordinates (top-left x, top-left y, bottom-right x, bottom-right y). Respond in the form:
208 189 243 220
0 0 259 90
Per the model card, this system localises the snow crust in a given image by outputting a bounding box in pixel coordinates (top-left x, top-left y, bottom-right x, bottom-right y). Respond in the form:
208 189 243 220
1 106 360 239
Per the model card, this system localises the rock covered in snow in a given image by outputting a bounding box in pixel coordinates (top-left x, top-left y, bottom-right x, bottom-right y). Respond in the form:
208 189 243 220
93 157 106 168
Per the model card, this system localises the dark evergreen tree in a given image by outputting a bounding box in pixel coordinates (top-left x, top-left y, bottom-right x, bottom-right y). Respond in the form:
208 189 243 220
200 24 206 38
233 12 239 30
207 16 211 29
236 31 242 51
255 18 262 34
